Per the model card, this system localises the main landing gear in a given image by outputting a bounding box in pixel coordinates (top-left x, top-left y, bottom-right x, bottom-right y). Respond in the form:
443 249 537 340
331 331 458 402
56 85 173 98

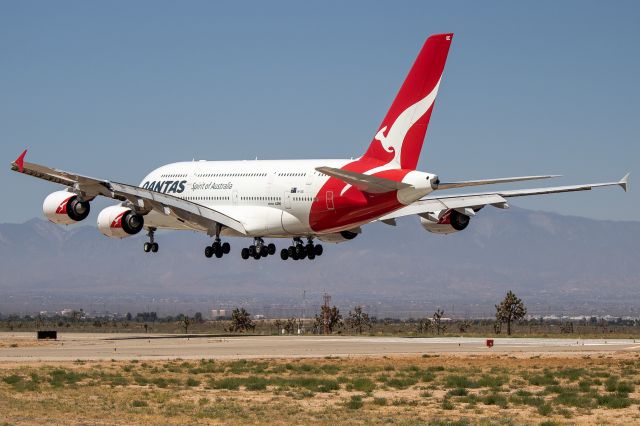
280 237 323 261
143 228 159 253
241 238 276 260
204 238 231 259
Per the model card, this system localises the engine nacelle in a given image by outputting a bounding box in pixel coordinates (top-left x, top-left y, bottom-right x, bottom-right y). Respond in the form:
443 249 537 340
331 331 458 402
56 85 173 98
318 229 360 243
97 206 144 238
420 209 470 235
43 191 91 225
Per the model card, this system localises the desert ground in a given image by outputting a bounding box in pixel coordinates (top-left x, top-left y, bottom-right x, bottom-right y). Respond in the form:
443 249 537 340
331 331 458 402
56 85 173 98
1 333 639 425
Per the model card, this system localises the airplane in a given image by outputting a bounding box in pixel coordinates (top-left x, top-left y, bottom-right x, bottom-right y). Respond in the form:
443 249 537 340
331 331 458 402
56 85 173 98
10 33 629 261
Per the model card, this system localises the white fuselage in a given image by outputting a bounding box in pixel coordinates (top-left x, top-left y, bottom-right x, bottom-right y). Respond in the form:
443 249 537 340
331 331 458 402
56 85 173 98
140 159 349 238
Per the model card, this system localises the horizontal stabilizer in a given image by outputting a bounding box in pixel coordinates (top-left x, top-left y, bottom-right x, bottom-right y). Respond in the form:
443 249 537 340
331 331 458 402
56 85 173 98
437 175 560 190
316 166 412 194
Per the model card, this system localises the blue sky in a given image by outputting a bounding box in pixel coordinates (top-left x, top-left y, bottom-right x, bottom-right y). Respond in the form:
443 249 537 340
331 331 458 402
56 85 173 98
1 1 638 223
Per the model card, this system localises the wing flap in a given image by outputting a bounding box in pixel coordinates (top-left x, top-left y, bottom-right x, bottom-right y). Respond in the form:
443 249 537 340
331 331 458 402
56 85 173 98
379 194 506 221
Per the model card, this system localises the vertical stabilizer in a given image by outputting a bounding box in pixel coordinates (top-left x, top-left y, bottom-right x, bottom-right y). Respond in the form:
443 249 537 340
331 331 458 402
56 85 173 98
362 33 453 170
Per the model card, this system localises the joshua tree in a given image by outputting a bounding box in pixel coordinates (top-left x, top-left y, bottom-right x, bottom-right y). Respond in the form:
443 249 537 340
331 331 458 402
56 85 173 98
457 320 471 333
284 317 297 335
346 306 372 334
273 319 284 334
181 315 191 334
314 305 342 334
495 291 527 336
229 308 255 333
416 317 432 334
432 308 447 335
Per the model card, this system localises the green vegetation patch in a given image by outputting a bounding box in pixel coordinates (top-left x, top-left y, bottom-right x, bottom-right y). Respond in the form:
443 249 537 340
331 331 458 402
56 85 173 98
351 377 375 393
596 393 632 409
345 395 363 410
49 369 85 387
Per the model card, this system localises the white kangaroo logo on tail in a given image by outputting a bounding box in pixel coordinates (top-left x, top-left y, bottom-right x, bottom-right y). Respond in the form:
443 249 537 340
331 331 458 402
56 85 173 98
372 77 441 167
340 78 442 196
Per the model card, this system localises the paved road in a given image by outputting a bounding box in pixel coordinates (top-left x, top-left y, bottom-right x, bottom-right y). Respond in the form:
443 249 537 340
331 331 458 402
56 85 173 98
1 333 639 361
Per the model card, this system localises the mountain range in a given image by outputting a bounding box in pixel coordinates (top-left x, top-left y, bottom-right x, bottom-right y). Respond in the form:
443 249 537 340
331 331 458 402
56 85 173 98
0 207 638 316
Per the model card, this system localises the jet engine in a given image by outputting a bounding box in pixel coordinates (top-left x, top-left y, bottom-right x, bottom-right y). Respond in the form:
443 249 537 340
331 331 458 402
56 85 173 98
420 209 470 234
97 206 144 238
43 191 91 224
317 229 360 243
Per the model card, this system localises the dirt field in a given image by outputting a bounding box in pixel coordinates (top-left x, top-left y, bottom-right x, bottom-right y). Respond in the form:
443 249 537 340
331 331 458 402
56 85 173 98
1 353 640 425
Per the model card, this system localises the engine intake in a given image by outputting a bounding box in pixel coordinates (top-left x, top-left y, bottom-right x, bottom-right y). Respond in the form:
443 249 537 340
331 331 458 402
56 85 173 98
97 206 144 238
43 191 91 225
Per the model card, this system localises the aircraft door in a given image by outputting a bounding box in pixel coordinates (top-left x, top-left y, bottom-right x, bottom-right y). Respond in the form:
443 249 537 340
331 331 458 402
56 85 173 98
326 191 335 210
232 190 238 205
284 192 292 209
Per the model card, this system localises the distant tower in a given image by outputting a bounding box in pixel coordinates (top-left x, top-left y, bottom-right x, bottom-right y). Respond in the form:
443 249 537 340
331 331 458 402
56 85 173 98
323 292 331 335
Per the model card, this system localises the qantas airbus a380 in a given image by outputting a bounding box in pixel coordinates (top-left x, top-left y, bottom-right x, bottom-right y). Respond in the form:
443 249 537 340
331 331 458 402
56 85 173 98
11 33 629 261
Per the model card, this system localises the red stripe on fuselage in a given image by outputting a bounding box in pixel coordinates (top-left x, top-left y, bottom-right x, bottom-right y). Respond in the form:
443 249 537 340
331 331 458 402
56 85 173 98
309 159 412 233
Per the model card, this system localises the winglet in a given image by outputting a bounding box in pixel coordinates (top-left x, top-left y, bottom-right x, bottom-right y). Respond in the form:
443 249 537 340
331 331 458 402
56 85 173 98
12 149 27 172
619 173 630 192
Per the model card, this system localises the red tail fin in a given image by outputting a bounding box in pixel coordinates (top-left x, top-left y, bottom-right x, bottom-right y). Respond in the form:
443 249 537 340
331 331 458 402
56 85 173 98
362 33 453 170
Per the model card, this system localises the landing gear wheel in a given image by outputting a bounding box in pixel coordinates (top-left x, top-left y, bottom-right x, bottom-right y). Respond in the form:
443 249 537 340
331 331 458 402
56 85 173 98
288 246 294 257
298 246 307 259
241 248 250 259
314 244 323 256
261 249 268 258
253 251 261 260
222 242 230 254
248 245 256 256
295 244 304 256
143 242 151 253
205 246 214 258
280 249 289 260
215 249 223 258
291 251 299 261
308 251 316 260
267 243 276 255
151 243 159 253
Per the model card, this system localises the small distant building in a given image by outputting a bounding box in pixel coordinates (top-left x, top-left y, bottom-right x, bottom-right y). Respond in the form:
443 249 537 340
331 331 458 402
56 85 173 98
211 309 228 320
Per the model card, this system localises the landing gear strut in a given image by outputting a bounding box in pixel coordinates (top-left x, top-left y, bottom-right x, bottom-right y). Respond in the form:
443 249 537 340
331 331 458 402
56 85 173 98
143 228 159 253
281 237 322 261
205 224 230 259
241 238 276 260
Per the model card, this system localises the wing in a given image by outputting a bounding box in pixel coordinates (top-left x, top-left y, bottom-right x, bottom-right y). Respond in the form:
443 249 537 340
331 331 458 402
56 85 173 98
379 173 630 221
10 150 247 235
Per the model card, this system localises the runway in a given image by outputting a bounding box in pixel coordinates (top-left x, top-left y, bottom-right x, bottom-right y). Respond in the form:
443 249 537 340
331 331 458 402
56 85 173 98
1 333 638 362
